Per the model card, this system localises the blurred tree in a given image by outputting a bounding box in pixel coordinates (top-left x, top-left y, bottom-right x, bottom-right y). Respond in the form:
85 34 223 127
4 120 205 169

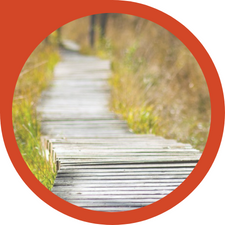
100 13 108 39
89 15 96 48
44 27 62 46
89 14 109 48
57 27 62 46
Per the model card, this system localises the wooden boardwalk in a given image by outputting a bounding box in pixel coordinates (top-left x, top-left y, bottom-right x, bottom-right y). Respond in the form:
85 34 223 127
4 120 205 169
37 43 201 212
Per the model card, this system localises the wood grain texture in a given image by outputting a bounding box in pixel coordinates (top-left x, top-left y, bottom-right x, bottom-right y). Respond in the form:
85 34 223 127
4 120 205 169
38 45 201 212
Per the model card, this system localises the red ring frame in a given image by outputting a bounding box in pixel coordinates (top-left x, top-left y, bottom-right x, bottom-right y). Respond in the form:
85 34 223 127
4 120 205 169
1 0 224 224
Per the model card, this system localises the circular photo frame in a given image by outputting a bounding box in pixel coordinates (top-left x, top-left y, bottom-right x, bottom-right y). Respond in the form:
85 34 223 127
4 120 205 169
1 1 224 224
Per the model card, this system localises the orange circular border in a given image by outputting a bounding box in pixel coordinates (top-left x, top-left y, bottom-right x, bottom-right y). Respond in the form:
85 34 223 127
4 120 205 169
1 0 225 224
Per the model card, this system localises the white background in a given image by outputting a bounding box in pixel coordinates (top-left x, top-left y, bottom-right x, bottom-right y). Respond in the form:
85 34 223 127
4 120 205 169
1 1 224 224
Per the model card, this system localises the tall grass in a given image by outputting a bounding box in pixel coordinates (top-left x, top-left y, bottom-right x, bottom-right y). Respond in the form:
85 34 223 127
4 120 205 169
13 42 60 189
60 14 211 151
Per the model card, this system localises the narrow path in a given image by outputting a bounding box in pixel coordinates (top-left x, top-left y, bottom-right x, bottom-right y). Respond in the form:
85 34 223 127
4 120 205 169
37 44 201 212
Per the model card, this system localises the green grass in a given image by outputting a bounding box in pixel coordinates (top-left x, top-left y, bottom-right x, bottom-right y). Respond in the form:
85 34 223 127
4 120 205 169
12 42 60 190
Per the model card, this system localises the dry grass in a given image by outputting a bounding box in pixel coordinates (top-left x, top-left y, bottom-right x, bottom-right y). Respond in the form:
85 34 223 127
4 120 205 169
60 14 211 151
13 41 60 189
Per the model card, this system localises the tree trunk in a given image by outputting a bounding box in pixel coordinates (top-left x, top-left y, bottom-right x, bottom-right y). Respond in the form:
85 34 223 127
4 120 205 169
89 15 96 48
100 13 108 39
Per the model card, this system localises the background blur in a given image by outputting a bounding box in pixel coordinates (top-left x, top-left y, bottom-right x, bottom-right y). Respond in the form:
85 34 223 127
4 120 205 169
60 14 211 151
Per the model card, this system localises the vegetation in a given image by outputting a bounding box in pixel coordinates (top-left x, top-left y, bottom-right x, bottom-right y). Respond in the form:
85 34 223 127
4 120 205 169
12 41 60 189
12 14 210 191
62 14 211 151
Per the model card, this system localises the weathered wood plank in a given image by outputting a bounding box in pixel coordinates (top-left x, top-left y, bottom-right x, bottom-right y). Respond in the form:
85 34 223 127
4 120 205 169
54 153 200 158
80 207 144 212
58 162 198 170
53 178 185 185
52 144 193 150
56 167 194 174
55 194 168 201
51 185 179 192
57 157 199 164
56 171 193 177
